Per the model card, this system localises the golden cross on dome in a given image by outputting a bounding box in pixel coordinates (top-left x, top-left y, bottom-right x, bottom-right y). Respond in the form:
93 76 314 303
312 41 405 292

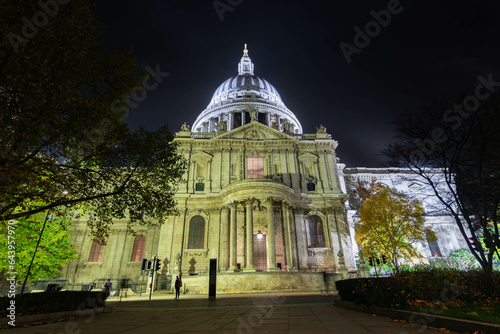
243 43 248 56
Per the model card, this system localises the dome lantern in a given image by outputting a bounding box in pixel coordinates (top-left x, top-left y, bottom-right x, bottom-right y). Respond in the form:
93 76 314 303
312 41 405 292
238 44 254 75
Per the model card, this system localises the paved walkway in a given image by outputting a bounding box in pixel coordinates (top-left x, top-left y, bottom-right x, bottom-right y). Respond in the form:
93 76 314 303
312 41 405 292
13 293 459 333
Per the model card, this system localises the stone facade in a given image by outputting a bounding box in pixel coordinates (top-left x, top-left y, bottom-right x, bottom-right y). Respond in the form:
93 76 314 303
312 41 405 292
60 46 467 292
167 120 355 277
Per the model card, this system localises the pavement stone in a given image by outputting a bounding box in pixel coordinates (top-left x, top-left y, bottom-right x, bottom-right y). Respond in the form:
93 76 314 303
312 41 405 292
7 292 463 333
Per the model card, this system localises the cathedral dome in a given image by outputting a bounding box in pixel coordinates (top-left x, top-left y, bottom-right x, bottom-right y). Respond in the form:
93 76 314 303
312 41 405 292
192 45 302 134
207 74 284 109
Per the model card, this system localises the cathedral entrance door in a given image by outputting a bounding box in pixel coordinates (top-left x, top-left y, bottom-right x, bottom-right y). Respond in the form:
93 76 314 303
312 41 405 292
253 234 267 271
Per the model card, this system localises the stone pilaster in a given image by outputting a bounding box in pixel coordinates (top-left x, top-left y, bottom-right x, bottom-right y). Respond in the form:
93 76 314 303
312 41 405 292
265 198 279 271
220 207 229 269
282 201 292 270
244 198 255 271
229 202 238 271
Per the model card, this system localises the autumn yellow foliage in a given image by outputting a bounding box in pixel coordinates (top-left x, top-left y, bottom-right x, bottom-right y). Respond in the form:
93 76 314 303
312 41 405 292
356 185 436 271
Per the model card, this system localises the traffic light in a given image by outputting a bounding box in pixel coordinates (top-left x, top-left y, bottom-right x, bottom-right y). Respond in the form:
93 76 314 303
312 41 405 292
367 257 373 266
468 238 477 251
155 259 162 272
376 258 380 265
141 259 148 271
382 255 387 264
147 260 152 270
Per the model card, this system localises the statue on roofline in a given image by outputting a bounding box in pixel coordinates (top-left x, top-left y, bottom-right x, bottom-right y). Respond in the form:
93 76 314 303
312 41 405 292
316 124 326 133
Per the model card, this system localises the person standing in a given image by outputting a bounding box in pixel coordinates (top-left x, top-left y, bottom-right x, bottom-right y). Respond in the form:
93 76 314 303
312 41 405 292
104 279 112 296
120 279 128 302
174 275 182 299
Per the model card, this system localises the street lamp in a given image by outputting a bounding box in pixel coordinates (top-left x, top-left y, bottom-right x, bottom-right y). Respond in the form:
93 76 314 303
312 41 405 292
257 230 263 240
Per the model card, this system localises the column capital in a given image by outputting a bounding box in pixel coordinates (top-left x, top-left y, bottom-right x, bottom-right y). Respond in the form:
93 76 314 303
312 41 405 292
244 198 256 206
264 197 274 206
228 202 238 209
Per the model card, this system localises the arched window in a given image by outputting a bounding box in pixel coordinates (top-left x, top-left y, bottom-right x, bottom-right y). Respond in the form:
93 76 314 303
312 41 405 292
307 215 325 248
130 235 146 262
88 238 104 262
188 215 205 249
427 234 442 257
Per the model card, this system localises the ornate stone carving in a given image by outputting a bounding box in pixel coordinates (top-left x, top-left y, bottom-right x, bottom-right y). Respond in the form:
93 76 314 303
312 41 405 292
244 130 263 139
337 250 345 266
174 252 181 272
217 121 227 131
244 198 256 206
181 122 190 131
308 248 332 256
264 197 274 206
250 108 258 122
316 124 326 133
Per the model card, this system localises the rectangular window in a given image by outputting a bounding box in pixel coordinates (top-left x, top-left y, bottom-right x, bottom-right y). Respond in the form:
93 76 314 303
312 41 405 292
88 238 104 262
195 183 205 191
247 156 264 179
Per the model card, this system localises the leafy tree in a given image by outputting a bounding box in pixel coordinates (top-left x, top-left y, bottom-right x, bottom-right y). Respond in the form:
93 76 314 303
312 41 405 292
356 183 436 272
383 87 500 274
0 211 77 283
445 249 480 271
0 1 187 236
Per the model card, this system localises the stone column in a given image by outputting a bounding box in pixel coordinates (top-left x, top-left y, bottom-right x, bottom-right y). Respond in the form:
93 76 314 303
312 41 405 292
265 198 279 271
229 202 238 271
220 207 229 269
244 198 255 271
209 118 216 132
229 112 233 131
282 200 292 270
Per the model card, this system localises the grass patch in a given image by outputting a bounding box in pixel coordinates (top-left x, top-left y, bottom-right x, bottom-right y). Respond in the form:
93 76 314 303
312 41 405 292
336 269 500 324
407 299 500 324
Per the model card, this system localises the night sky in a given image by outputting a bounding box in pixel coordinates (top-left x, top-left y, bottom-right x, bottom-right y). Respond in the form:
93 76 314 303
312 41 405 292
93 0 500 167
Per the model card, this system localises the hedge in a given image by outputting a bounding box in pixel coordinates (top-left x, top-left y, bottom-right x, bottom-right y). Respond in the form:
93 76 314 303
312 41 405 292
335 269 500 308
0 291 109 317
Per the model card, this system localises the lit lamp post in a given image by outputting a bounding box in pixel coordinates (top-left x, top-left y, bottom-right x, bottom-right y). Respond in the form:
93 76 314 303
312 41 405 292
257 230 263 241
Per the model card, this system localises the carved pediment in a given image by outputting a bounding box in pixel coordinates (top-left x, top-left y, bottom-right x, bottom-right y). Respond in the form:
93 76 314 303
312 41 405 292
215 122 296 141
191 151 213 161
298 152 319 161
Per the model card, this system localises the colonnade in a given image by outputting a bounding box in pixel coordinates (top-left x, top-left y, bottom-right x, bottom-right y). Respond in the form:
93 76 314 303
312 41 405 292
197 111 297 133
227 197 291 272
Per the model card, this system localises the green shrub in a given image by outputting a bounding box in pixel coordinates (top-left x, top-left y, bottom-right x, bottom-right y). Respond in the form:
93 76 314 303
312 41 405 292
0 291 109 317
335 268 500 308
